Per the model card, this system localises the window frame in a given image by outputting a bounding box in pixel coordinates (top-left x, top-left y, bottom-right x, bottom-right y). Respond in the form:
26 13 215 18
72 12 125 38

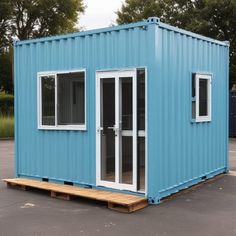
193 73 212 123
37 69 86 130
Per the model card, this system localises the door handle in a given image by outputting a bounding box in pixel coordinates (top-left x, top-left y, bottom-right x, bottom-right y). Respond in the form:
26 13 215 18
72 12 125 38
97 127 103 132
107 126 120 131
107 126 120 135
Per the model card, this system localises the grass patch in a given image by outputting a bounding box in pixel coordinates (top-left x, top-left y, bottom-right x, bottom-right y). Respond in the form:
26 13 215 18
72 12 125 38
0 116 14 138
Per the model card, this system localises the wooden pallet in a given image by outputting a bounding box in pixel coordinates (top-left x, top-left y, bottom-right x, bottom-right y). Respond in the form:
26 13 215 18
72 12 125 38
3 178 148 213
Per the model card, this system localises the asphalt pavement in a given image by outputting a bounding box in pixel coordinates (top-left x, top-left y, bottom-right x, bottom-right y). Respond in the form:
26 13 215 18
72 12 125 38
0 139 236 236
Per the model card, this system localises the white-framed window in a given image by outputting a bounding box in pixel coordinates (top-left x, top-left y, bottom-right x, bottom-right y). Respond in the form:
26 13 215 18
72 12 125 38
192 73 212 122
37 69 86 130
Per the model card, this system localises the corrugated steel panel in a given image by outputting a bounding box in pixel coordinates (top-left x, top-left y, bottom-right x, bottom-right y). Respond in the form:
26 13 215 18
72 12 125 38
14 20 156 187
14 18 229 203
147 24 229 202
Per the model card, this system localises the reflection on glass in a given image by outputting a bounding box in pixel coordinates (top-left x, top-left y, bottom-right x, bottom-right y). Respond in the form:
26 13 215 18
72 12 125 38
57 72 85 125
121 77 133 130
138 137 145 191
192 74 196 98
199 79 208 116
192 101 196 119
137 69 145 130
101 78 115 182
41 76 55 125
121 136 133 184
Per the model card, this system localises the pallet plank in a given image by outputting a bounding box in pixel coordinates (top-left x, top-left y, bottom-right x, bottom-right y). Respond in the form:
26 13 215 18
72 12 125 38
108 199 148 213
50 191 72 201
7 182 27 191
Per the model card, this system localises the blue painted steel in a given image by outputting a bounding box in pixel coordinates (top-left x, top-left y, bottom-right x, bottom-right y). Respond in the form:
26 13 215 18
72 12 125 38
14 17 229 203
148 23 229 203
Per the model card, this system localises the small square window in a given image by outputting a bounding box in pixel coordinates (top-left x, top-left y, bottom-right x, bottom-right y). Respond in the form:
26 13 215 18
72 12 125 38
192 73 212 122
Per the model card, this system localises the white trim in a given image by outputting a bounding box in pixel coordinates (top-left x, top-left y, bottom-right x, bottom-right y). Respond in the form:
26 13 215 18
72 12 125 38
37 69 87 130
38 126 87 131
194 73 212 122
96 70 136 79
121 130 146 137
55 73 58 126
132 70 138 191
96 67 138 74
119 78 122 184
95 71 101 184
144 67 148 196
37 71 41 128
115 75 120 184
37 69 86 76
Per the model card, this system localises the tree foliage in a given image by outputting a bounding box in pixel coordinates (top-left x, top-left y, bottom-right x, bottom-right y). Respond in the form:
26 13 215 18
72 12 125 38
0 0 84 94
10 0 84 40
0 49 13 94
1 0 84 44
116 0 162 24
0 0 13 50
116 0 236 88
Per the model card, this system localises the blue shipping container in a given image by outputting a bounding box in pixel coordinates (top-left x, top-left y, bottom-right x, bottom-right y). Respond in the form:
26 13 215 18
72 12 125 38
14 17 229 203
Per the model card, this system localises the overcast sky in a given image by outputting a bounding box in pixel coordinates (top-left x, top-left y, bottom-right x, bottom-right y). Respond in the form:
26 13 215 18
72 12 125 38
79 0 124 30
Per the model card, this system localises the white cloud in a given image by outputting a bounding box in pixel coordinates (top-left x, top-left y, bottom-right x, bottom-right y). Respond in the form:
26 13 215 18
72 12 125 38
79 0 123 30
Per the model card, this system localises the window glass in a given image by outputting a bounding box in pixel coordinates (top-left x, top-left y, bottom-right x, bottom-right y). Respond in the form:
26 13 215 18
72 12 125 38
101 78 115 182
138 137 145 191
192 74 196 119
199 78 208 116
121 77 133 130
57 72 85 125
137 69 145 130
41 75 55 125
192 101 196 119
121 136 133 184
192 74 196 98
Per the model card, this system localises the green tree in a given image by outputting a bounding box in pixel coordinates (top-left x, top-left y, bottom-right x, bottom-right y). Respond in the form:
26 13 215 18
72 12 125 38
0 0 85 94
0 0 12 51
10 0 85 40
0 49 13 94
116 0 162 25
116 0 236 89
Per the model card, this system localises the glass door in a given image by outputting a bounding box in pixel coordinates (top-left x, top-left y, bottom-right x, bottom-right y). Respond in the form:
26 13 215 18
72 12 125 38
100 77 116 182
96 69 145 192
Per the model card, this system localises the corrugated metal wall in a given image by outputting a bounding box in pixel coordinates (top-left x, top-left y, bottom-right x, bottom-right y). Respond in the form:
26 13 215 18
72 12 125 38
147 24 229 202
14 21 155 186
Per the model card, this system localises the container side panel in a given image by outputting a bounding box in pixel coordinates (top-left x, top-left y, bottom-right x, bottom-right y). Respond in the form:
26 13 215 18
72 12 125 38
148 26 229 201
15 26 152 186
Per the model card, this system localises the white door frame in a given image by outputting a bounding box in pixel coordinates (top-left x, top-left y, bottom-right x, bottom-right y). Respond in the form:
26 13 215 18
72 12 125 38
96 69 138 191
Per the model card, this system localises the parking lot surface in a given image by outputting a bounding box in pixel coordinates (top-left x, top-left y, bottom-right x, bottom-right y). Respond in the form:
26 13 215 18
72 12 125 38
0 139 236 236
